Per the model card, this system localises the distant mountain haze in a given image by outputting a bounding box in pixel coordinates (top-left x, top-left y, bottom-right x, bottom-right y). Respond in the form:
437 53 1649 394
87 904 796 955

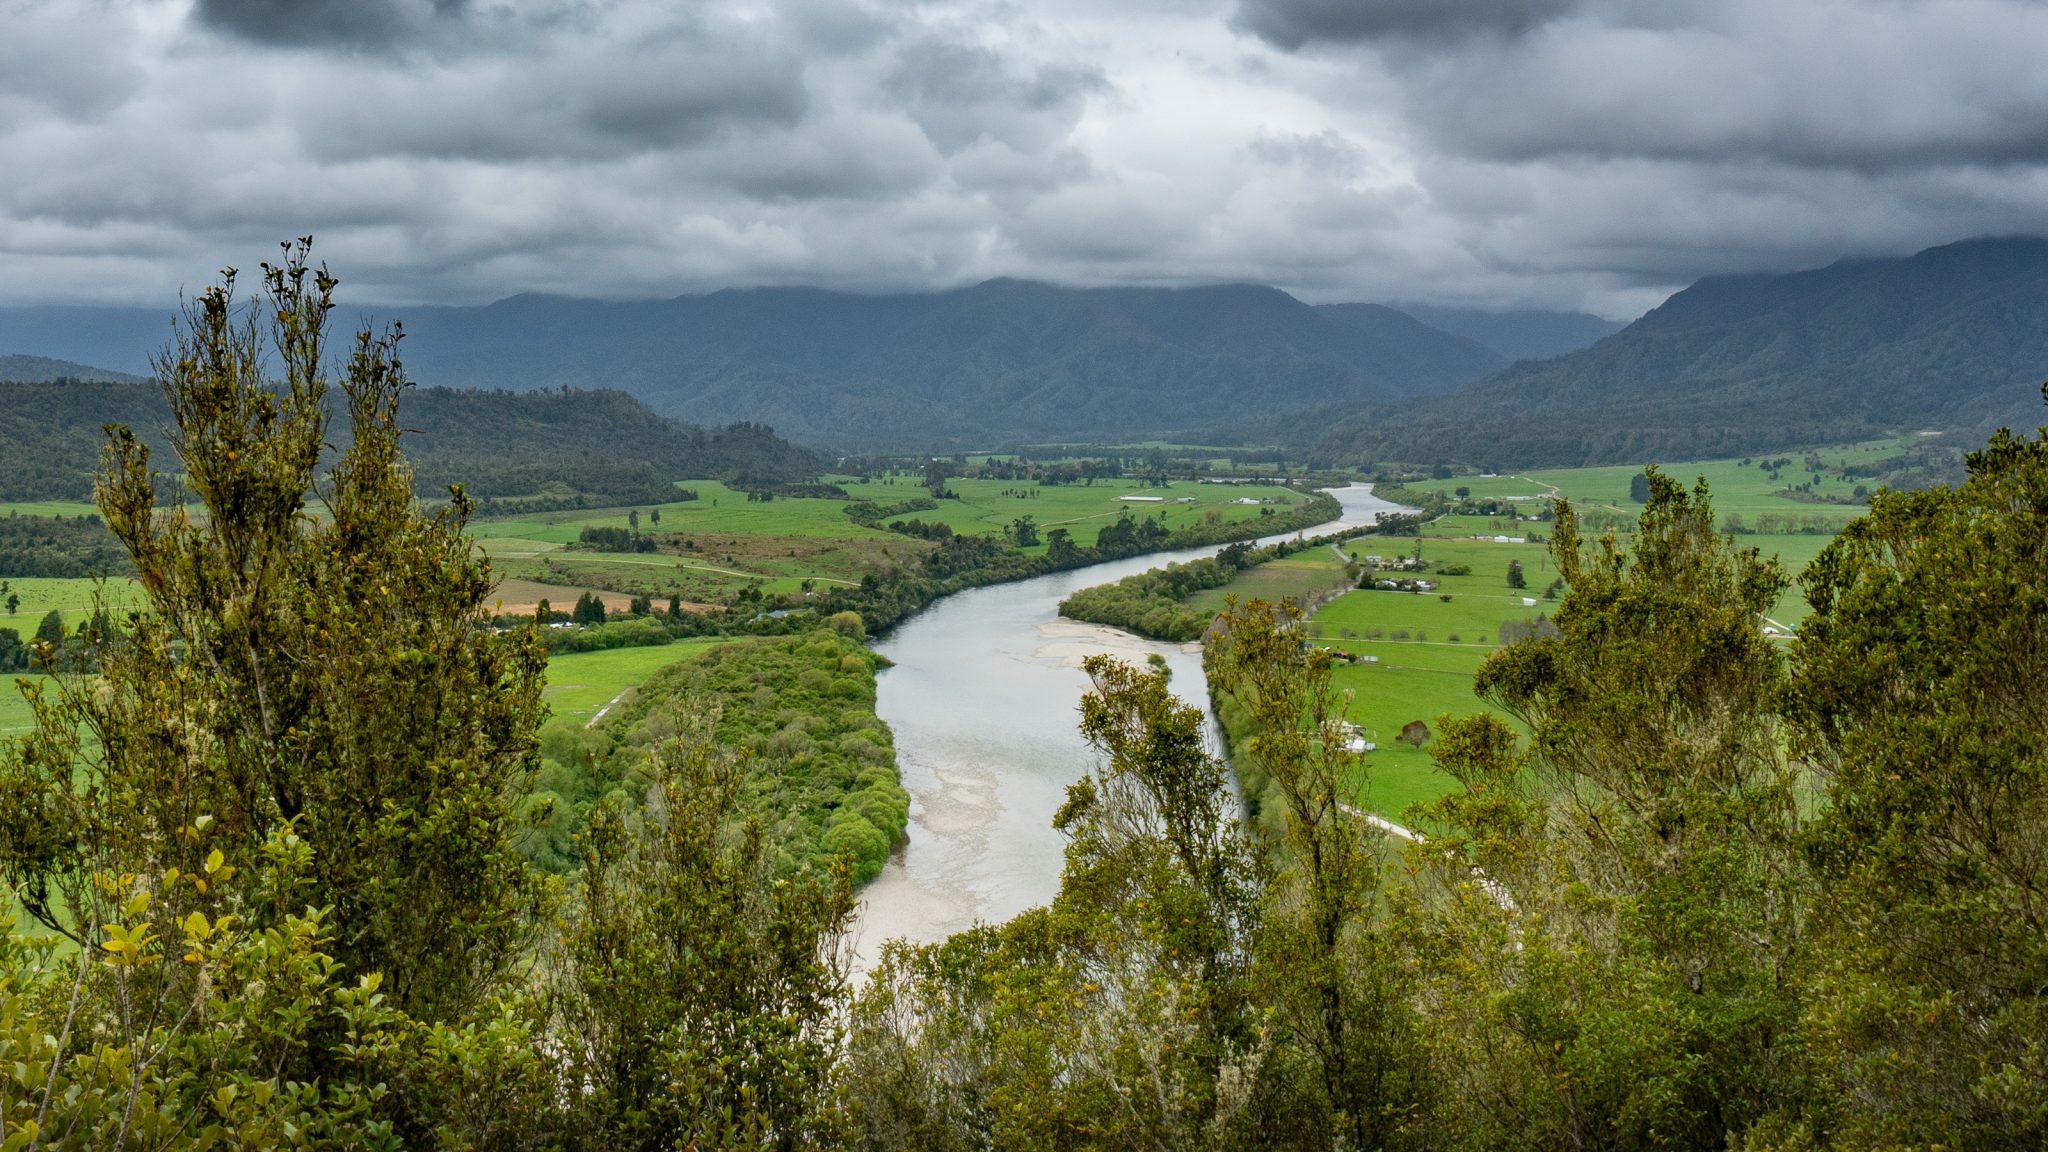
385 280 1503 447
7 240 2042 462
0 353 148 385
1 280 1513 449
0 308 169 377
1297 236 2048 469
1378 305 1626 362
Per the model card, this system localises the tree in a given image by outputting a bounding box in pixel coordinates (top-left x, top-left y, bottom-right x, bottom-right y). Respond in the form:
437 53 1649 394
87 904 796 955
1045 526 1078 565
1506 558 1526 588
843 655 1263 1148
555 708 853 1150
572 590 606 624
1408 469 1806 1149
1006 514 1039 547
0 241 557 1144
627 508 640 532
0 242 550 1025
31 608 62 646
1788 414 2048 1148
649 506 660 525
1629 470 1652 502
1209 599 1430 1148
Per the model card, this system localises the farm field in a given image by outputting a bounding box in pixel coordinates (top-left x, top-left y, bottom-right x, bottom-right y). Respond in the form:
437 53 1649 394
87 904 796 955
3 615 722 739
0 501 104 518
1449 435 1929 514
470 474 1308 605
1183 545 1355 617
0 575 145 632
542 639 724 727
1307 534 1555 825
1291 437 1888 824
0 673 49 736
1412 438 1944 623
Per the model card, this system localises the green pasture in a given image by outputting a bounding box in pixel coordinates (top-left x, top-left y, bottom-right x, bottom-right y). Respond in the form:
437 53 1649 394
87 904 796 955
1330 655 1493 827
0 673 52 736
1301 535 1560 825
1448 436 1925 513
472 475 1309 604
1184 546 1354 616
0 576 145 633
0 501 104 519
474 481 891 546
466 477 1306 551
838 475 1304 550
1403 438 1920 623
542 639 723 726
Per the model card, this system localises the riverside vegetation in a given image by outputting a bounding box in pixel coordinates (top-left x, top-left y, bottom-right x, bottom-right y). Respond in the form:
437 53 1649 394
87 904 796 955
1 250 2044 1150
1056 529 1367 642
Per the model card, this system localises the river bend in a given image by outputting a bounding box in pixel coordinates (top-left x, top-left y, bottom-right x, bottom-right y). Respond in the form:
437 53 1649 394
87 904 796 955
847 485 1413 971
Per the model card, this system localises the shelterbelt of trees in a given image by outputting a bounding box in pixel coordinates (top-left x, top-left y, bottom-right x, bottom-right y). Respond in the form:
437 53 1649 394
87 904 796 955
0 512 133 578
1 249 2044 1150
1057 530 1365 642
812 491 1342 636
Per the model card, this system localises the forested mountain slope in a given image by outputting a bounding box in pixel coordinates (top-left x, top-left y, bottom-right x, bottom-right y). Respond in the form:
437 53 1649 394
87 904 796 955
0 281 1508 449
387 279 1505 447
0 354 145 384
1377 304 1625 362
0 380 822 501
1300 236 2048 469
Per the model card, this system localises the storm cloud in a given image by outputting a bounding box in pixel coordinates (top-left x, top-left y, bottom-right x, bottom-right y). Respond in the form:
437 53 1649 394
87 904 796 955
3 0 2048 317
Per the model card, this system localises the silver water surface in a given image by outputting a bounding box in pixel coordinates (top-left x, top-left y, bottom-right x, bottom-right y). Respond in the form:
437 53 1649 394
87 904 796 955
847 485 1414 973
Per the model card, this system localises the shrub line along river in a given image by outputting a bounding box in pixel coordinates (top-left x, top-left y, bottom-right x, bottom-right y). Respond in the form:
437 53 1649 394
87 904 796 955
847 484 1417 976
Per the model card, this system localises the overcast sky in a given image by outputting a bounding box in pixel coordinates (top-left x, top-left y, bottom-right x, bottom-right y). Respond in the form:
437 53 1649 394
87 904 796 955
6 0 2048 317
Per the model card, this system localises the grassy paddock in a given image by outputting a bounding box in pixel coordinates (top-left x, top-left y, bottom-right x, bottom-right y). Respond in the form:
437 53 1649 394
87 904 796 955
0 673 52 736
542 639 724 727
472 476 1312 604
1306 441 1912 823
0 501 105 519
0 576 145 633
1183 546 1355 617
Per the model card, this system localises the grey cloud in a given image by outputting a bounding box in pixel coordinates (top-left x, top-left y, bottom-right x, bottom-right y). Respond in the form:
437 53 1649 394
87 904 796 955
699 113 944 201
1398 5 2048 172
12 0 2048 325
1235 0 1581 49
0 4 144 121
291 35 810 163
191 0 470 49
1247 130 1371 178
886 36 1104 155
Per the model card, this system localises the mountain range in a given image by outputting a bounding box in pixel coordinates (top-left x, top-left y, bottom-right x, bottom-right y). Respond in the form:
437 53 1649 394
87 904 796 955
8 238 2043 467
0 284 1615 449
0 353 146 385
1288 236 2048 469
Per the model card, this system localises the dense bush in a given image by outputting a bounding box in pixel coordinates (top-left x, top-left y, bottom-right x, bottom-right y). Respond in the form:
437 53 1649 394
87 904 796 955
0 512 135 577
527 627 908 885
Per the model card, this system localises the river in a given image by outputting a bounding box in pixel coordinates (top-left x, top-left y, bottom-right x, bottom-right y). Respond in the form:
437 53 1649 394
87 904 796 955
846 484 1414 973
